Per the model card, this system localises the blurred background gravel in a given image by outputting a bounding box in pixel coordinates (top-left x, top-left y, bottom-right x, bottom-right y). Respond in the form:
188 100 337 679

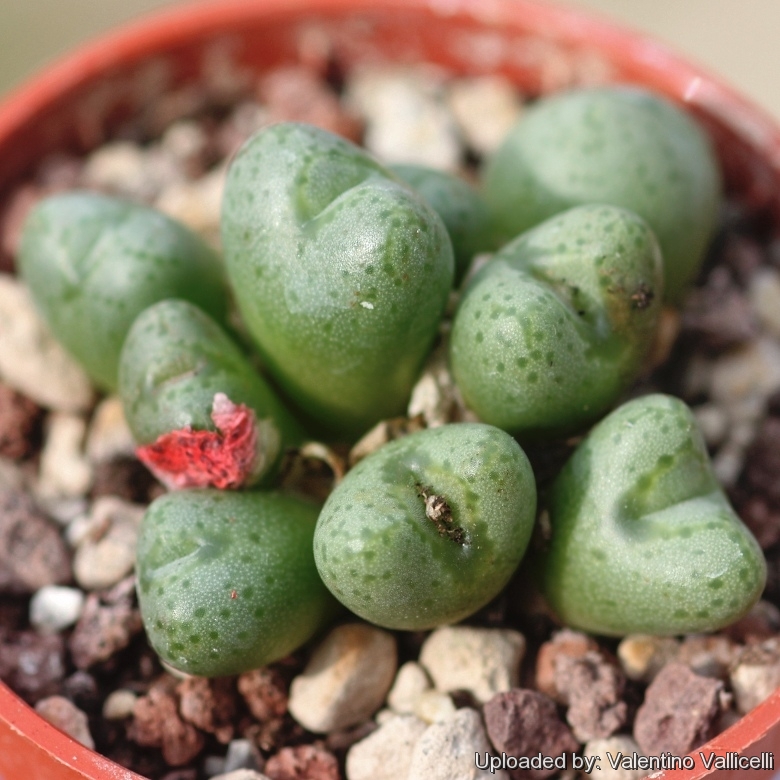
0 0 778 119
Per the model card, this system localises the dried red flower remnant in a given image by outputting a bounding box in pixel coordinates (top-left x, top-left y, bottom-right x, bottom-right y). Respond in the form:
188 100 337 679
136 393 261 490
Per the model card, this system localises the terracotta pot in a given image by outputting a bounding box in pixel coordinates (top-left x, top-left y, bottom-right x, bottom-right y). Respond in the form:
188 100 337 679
1 1 779 779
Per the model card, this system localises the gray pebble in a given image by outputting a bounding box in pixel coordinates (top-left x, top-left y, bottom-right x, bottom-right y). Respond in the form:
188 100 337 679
407 708 508 780
346 714 427 780
288 623 397 733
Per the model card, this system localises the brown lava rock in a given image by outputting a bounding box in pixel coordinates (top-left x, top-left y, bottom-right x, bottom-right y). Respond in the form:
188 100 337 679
633 662 724 756
554 651 627 742
733 415 780 549
258 66 363 143
535 629 599 702
177 676 238 744
484 689 579 780
238 666 290 751
130 677 205 767
0 630 66 702
264 743 341 780
0 487 71 595
0 382 43 459
680 266 758 352
68 576 143 669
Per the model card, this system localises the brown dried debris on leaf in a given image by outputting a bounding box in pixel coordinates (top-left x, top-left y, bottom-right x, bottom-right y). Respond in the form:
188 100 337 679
0 487 71 595
633 662 724 756
278 441 347 503
348 414 426 467
415 484 465 544
69 575 143 670
129 676 205 767
484 689 579 780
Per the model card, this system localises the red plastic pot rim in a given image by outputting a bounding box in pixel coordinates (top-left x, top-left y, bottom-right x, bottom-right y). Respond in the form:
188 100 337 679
0 2 779 780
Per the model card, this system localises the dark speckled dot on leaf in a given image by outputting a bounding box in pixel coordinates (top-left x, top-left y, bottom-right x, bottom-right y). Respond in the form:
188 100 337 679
483 86 721 303
136 489 339 677
450 204 663 441
313 423 536 630
18 191 227 390
119 299 303 490
221 122 453 440
540 394 766 637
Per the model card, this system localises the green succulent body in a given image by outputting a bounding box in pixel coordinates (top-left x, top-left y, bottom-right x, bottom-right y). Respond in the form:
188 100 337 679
450 204 662 440
18 191 227 389
136 489 339 677
541 394 766 636
221 122 454 439
119 299 303 486
389 163 493 283
314 423 536 630
483 86 720 302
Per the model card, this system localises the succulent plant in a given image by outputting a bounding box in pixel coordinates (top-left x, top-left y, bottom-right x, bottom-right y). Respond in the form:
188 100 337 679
119 299 304 490
221 122 454 439
539 393 766 636
313 423 536 630
136 489 339 677
389 163 494 283
450 204 663 441
18 191 227 390
483 86 721 302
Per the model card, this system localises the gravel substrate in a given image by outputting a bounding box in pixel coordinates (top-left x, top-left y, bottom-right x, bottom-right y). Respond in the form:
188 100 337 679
1 57 780 780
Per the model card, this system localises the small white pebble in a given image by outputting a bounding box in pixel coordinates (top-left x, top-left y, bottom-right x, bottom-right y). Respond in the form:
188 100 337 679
693 403 729 448
102 689 138 720
419 626 525 704
29 586 84 634
347 67 461 171
346 714 427 780
584 735 646 780
710 338 780 404
446 76 523 156
36 413 93 500
0 275 93 412
730 639 780 714
412 690 456 724
407 708 508 780
85 396 136 464
617 635 679 682
288 623 398 733
749 267 780 338
387 661 431 714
